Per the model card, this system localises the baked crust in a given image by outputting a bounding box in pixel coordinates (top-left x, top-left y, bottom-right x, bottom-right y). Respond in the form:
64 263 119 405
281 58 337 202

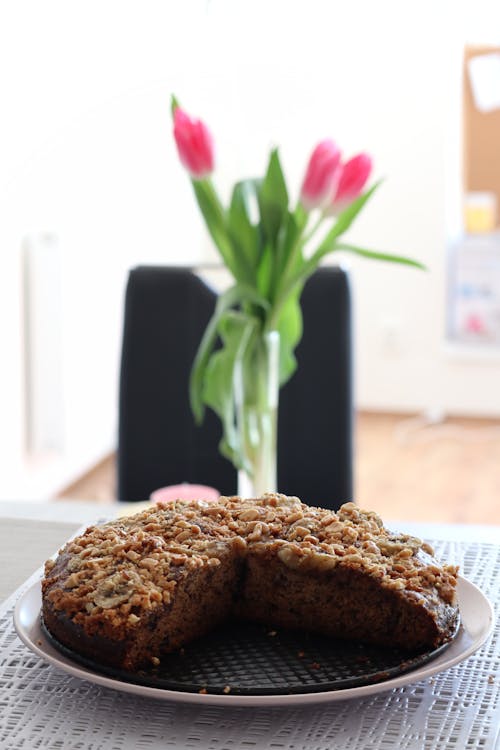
41 495 459 670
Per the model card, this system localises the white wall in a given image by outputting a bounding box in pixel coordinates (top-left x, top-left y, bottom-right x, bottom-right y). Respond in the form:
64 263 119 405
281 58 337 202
0 1 210 497
0 0 499 499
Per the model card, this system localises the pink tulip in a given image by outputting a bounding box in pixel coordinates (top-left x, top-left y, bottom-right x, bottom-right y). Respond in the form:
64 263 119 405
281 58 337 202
300 139 341 210
173 106 214 179
331 153 372 208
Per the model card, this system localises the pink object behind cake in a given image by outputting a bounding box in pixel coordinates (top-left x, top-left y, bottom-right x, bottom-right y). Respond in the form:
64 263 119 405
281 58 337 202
150 483 220 504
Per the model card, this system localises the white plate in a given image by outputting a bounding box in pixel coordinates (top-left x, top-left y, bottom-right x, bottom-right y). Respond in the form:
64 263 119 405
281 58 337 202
14 577 494 707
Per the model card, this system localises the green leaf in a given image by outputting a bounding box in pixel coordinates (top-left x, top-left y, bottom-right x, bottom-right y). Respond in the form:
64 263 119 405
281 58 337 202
256 242 274 299
191 180 238 277
274 210 307 293
202 311 258 469
314 182 382 259
228 180 260 279
257 149 289 247
334 243 427 269
293 201 308 230
193 180 257 285
275 287 303 385
170 94 180 116
189 284 269 423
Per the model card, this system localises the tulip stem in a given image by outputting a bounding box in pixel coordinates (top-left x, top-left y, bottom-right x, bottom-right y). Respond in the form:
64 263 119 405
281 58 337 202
301 213 325 247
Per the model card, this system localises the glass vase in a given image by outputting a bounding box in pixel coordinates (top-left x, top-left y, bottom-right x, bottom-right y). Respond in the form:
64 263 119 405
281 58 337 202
235 330 280 498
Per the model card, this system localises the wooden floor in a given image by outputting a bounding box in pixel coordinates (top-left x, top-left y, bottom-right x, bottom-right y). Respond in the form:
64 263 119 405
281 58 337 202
57 412 500 525
355 412 500 524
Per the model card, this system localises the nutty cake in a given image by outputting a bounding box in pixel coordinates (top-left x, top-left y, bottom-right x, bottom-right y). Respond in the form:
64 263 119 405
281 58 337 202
41 495 459 671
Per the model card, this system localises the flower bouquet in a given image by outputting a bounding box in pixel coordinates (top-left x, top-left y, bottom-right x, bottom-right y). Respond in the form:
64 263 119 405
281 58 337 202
171 97 423 495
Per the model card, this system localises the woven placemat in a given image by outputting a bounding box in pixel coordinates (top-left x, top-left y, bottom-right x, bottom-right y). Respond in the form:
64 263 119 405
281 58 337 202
1 539 499 749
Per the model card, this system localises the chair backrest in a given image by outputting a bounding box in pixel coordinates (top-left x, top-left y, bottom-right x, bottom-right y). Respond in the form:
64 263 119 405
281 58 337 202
117 265 352 508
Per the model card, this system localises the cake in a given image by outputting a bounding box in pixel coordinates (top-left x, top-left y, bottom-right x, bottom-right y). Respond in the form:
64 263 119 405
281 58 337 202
41 495 459 671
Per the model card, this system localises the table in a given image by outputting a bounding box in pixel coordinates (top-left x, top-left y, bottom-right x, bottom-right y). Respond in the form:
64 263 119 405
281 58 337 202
0 500 104 602
1 501 499 749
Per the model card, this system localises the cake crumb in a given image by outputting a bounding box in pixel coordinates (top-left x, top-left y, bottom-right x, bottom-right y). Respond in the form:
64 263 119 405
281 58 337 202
223 685 231 694
199 687 207 694
297 650 305 658
488 675 495 685
151 656 160 666
268 630 277 637
36 639 43 646
310 662 321 670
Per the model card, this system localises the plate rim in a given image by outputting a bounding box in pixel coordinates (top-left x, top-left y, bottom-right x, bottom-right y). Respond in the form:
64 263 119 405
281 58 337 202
13 576 494 707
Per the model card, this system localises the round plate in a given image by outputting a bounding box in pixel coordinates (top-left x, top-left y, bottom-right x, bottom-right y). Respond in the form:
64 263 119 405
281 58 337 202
14 577 494 707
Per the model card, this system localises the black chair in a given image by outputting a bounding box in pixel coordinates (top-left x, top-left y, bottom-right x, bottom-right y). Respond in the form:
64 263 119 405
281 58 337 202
117 265 353 508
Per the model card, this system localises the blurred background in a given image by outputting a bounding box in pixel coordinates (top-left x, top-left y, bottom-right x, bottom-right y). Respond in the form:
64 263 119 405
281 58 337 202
1 0 500 522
